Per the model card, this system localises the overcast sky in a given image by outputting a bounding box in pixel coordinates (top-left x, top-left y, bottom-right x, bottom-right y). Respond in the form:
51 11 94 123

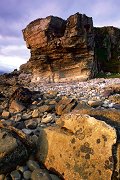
0 0 120 72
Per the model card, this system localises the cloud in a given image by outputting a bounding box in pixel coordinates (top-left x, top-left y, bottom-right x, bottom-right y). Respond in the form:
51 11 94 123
0 54 28 71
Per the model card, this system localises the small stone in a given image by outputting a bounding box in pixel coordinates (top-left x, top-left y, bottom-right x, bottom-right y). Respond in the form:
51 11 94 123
22 113 32 120
13 113 22 122
88 100 103 107
41 114 55 124
38 105 51 113
10 170 21 180
113 104 120 109
25 119 38 129
108 103 114 108
17 165 28 173
31 169 52 180
2 111 10 119
23 170 32 180
22 129 33 135
27 160 40 171
32 109 39 118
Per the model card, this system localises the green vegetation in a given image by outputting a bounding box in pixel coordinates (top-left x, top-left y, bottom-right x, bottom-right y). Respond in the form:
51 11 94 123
95 72 120 78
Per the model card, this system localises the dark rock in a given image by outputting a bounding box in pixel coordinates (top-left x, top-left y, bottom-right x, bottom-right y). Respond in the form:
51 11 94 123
10 87 32 106
25 119 38 129
0 129 28 174
94 26 120 73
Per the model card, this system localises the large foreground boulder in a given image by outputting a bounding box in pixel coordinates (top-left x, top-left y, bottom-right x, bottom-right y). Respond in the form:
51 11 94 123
36 112 116 180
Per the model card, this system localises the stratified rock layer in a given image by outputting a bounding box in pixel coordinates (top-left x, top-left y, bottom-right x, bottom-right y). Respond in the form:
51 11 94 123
21 13 96 82
36 112 116 180
21 13 120 82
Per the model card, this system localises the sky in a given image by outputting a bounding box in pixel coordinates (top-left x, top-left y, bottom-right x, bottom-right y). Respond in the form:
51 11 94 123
0 0 120 72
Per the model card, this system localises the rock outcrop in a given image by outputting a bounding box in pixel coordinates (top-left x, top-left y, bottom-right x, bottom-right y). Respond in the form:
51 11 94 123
95 26 120 73
36 112 116 180
20 13 120 82
21 13 96 82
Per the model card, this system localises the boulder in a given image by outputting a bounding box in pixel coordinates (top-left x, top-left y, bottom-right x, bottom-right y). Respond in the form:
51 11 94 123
10 87 32 106
36 112 116 180
55 96 77 115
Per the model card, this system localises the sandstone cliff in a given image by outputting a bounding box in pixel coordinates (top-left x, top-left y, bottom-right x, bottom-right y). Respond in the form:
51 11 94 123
21 13 96 82
21 13 120 82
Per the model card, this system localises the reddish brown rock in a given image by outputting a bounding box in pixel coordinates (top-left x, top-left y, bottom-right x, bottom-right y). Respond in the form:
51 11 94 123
21 13 120 81
55 96 77 115
21 13 96 82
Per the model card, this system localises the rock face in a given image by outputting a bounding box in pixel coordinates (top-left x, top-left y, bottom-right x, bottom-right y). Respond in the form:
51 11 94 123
21 13 120 82
21 13 96 82
36 112 116 180
95 26 120 73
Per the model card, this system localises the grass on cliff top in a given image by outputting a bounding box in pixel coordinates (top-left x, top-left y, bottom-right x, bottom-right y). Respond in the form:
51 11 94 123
95 72 120 78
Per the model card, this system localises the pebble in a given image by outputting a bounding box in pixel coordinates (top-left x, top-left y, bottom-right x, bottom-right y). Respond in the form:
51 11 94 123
41 114 55 123
10 170 21 180
23 170 32 179
22 129 33 135
31 169 52 180
25 119 38 129
27 160 40 171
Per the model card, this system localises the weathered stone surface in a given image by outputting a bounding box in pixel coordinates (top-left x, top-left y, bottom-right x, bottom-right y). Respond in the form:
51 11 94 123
21 13 96 82
36 112 116 180
72 108 120 132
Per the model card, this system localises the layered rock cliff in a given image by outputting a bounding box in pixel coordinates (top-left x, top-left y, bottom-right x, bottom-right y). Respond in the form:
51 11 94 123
20 13 120 82
21 13 96 82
